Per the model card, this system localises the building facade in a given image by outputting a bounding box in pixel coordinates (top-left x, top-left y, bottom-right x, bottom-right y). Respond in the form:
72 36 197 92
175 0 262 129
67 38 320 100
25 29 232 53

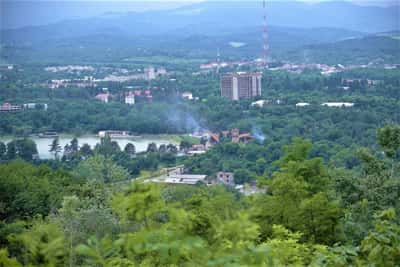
125 94 135 105
220 72 262 101
217 171 235 186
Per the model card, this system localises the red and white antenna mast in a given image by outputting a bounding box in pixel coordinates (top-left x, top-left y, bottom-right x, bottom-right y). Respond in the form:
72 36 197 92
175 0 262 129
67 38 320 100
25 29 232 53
262 0 269 68
216 47 220 73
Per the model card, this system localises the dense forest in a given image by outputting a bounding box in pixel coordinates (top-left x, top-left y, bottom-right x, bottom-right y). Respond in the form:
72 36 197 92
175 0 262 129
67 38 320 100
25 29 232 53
0 124 399 266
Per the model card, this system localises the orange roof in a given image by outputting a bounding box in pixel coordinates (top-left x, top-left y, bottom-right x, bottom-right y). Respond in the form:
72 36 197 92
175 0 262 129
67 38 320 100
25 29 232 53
239 133 253 139
210 133 220 142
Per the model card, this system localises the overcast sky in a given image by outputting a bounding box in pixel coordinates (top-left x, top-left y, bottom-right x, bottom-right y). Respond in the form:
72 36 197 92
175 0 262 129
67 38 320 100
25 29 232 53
1 0 398 29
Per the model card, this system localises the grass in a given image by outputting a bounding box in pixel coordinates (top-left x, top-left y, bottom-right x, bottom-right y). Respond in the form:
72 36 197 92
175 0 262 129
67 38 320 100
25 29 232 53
163 134 200 145
139 169 164 179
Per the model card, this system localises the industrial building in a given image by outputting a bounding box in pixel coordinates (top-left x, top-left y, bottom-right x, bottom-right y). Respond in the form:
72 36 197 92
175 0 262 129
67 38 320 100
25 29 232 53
220 72 262 101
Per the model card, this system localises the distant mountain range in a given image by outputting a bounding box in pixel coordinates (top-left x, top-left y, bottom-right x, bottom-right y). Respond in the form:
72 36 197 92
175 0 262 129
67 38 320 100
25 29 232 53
2 1 398 42
1 1 398 65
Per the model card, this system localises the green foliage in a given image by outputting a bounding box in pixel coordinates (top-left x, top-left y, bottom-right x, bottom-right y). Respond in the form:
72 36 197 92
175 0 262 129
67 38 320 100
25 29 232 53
73 154 130 183
252 138 342 244
5 139 38 161
76 236 122 267
0 249 22 267
95 136 121 157
378 125 400 159
8 220 67 267
360 208 400 267
261 225 319 266
0 160 79 221
111 182 166 228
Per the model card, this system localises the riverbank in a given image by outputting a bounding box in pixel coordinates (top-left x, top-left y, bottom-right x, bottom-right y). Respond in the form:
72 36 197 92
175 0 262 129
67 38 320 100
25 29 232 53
0 134 182 159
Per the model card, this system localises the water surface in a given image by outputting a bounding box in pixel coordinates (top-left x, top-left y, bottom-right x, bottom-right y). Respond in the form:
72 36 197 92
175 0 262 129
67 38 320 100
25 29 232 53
0 135 175 159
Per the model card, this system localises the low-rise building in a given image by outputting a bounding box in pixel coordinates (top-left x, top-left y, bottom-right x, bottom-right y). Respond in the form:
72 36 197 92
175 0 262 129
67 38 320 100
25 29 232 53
235 184 266 196
251 99 269 107
98 130 131 138
207 128 253 146
150 174 209 185
217 172 235 186
23 103 48 110
296 102 310 107
182 92 194 100
95 93 112 103
0 65 14 71
186 144 207 156
125 93 135 105
156 67 167 76
0 103 21 112
321 102 354 107
238 133 253 143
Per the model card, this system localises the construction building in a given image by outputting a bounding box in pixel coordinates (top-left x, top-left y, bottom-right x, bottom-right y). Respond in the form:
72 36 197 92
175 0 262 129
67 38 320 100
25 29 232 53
220 72 262 101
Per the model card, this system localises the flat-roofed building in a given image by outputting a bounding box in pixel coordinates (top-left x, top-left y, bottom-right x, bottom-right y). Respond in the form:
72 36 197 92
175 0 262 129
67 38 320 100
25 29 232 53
149 174 209 185
296 102 310 107
220 72 262 101
321 102 354 107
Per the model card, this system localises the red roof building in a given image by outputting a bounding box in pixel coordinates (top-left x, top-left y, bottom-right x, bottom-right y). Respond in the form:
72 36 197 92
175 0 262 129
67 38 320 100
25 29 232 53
94 93 112 103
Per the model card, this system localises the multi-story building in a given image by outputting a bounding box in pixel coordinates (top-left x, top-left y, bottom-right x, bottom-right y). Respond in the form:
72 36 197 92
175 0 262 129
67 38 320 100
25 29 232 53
220 72 262 101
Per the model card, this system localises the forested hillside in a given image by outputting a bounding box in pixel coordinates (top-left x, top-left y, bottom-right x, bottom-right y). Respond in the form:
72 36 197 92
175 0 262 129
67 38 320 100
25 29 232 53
0 126 399 266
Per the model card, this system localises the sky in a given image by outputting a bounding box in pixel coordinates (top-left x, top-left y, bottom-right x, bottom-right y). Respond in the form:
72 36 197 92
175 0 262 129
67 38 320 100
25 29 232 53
1 0 398 29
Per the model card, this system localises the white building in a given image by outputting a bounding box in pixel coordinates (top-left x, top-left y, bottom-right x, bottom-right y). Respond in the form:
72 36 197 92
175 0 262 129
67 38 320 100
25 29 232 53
251 100 269 107
125 94 135 105
321 102 354 107
156 67 167 76
235 184 266 196
182 92 194 100
296 102 310 107
144 67 156 80
149 174 208 185
23 103 48 110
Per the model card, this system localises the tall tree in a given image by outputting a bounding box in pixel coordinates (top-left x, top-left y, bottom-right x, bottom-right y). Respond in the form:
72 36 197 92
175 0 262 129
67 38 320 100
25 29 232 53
79 143 93 158
95 136 120 157
124 143 136 157
0 141 6 160
146 142 158 153
70 137 79 154
73 155 130 183
49 137 62 160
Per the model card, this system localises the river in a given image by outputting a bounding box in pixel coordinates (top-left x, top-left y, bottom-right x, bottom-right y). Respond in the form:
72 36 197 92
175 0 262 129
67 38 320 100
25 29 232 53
0 135 177 159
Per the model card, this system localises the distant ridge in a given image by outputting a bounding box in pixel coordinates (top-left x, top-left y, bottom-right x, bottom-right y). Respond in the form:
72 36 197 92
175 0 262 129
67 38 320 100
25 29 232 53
1 0 398 37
